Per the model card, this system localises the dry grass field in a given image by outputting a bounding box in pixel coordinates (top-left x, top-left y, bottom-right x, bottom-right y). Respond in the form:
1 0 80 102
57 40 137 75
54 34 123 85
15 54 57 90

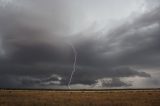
0 89 160 106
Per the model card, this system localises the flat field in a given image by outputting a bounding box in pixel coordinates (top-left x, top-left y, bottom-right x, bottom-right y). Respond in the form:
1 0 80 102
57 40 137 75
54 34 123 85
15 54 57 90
0 89 160 106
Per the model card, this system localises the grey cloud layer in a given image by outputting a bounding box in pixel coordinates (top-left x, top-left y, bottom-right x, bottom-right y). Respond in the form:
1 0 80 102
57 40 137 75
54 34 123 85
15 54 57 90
0 0 160 88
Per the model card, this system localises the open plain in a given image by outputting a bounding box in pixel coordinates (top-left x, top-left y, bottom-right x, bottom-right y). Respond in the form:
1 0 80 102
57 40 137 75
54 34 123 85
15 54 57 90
0 89 160 106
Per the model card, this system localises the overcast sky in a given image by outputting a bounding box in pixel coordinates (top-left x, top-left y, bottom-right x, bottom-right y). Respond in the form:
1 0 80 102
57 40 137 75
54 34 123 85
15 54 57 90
0 0 160 89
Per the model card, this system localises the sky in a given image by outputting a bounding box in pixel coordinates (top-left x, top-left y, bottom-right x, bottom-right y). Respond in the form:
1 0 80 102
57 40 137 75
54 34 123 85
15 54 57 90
0 0 160 89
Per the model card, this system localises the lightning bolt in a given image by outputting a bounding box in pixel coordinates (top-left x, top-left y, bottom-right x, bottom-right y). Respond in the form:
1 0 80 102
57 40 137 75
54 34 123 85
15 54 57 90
67 43 77 89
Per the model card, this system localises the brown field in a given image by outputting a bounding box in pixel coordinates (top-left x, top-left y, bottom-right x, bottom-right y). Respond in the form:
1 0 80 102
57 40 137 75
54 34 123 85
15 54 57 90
0 89 160 106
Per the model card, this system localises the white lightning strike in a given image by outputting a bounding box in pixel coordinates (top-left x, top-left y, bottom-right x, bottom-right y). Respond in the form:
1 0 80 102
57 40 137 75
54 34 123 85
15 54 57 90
67 43 77 89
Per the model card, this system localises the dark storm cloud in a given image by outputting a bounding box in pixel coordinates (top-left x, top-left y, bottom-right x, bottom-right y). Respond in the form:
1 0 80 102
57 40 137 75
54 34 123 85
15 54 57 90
102 7 160 68
61 66 150 86
0 0 160 88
